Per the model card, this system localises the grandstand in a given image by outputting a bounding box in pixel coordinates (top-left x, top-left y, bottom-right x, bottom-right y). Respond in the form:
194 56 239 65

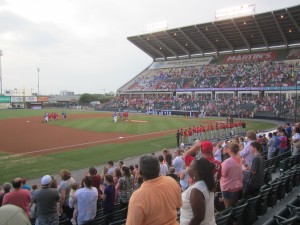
102 4 300 122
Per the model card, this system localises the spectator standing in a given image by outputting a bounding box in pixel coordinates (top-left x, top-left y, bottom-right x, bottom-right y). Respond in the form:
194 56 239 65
75 176 98 225
220 142 243 208
2 178 31 217
240 130 256 194
117 166 134 209
268 132 276 159
180 158 216 225
173 149 184 173
33 175 60 225
58 169 75 219
183 141 222 189
291 126 300 156
278 131 288 155
126 155 182 225
0 182 12 206
113 168 122 204
158 155 169 176
107 161 116 176
100 175 115 215
243 141 265 197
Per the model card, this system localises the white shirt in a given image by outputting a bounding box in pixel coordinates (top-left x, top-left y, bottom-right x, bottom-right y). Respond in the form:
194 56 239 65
173 156 184 173
75 187 98 225
107 166 115 176
180 181 216 225
159 163 169 176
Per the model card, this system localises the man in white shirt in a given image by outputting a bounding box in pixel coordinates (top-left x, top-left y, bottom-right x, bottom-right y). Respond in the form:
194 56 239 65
173 150 184 173
158 155 169 176
75 176 98 225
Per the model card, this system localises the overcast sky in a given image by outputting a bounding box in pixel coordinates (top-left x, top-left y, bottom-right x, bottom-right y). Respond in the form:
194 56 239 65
0 0 299 95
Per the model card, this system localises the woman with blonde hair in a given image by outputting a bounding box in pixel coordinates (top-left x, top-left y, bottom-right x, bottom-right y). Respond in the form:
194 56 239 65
220 142 243 208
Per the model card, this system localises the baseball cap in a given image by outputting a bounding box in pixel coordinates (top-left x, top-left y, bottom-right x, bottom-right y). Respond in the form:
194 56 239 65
41 175 52 186
185 156 194 167
200 141 213 154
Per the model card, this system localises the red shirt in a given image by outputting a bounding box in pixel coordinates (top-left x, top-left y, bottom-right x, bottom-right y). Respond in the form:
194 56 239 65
3 189 31 216
206 157 222 186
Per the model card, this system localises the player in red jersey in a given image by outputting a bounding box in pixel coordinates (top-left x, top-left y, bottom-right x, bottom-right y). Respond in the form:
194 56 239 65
206 125 211 140
188 127 193 144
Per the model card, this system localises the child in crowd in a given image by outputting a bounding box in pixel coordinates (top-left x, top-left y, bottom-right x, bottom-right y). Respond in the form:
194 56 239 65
69 183 79 225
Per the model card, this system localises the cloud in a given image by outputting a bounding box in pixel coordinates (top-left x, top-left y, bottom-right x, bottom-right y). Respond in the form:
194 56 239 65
0 0 7 5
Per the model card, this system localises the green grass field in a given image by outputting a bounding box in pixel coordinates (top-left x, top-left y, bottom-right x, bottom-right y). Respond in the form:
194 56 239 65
0 109 277 184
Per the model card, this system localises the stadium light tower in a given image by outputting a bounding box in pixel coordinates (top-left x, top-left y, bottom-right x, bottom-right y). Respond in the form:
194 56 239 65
0 50 3 95
37 67 40 96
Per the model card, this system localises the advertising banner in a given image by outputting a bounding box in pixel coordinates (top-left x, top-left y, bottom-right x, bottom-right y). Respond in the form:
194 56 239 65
0 103 10 109
11 96 24 103
221 51 278 64
11 103 25 109
149 57 213 69
25 96 37 102
285 48 300 60
0 96 11 103
37 96 49 102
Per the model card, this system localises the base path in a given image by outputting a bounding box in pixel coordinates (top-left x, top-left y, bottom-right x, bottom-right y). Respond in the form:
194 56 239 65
0 113 178 156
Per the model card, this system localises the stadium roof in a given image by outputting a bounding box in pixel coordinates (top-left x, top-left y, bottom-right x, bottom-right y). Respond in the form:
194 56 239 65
128 4 300 60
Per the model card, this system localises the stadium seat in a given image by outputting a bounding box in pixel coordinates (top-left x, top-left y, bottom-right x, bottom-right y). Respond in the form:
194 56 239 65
277 176 288 200
242 194 260 225
82 214 108 225
215 208 232 225
109 219 126 225
284 170 295 194
273 206 298 225
293 165 300 187
257 185 272 216
264 166 274 184
110 208 127 223
231 199 248 225
267 179 281 207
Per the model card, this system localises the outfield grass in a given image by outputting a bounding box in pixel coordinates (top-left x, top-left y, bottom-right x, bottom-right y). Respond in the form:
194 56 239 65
0 109 278 184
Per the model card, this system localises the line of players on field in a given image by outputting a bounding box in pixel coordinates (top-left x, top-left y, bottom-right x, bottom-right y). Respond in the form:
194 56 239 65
44 112 67 123
177 121 246 144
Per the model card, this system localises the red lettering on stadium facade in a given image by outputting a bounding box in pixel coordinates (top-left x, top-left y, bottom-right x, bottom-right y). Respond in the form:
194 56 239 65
223 51 277 63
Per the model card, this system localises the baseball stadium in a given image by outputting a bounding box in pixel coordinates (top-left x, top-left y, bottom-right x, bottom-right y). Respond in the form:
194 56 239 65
0 2 300 225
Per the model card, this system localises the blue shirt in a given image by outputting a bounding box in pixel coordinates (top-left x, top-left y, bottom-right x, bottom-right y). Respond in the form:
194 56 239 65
102 185 115 211
274 136 280 149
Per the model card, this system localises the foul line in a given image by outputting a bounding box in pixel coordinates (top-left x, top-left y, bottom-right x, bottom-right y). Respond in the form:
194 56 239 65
1 129 177 159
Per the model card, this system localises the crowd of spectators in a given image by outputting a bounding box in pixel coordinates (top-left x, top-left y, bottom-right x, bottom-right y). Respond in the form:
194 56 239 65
1 122 299 225
103 94 299 120
123 60 300 92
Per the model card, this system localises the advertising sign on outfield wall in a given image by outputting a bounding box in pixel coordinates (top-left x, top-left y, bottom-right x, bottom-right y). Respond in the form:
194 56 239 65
37 96 49 102
0 103 10 109
0 96 11 103
25 96 37 102
11 96 24 103
11 103 25 109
